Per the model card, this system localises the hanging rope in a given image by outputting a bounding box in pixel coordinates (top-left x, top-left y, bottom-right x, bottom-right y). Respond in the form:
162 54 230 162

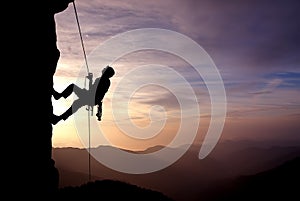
72 1 92 182
73 1 90 74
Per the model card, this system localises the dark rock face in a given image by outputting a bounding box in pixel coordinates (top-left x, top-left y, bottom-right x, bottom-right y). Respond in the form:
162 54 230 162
6 0 73 197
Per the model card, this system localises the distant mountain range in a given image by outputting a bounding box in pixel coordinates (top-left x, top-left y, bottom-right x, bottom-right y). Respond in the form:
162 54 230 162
202 156 300 201
52 140 300 201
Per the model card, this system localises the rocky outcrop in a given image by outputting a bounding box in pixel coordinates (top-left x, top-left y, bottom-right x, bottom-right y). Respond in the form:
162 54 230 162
7 0 74 197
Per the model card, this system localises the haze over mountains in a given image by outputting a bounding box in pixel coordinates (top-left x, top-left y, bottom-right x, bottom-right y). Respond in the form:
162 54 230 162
53 140 300 201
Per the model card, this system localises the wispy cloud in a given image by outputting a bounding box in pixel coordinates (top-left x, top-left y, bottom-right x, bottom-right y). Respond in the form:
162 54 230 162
248 78 282 95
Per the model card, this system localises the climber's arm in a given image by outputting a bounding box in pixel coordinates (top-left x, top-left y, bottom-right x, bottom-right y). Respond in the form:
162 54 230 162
95 102 103 121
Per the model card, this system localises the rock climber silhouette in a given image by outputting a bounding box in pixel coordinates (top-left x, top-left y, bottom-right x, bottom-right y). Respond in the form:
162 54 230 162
51 66 115 125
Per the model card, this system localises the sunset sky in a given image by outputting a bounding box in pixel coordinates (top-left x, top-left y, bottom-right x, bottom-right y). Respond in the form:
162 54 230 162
52 0 300 151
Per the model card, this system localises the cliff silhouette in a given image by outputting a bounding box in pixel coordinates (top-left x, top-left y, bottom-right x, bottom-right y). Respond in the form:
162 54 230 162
7 1 74 197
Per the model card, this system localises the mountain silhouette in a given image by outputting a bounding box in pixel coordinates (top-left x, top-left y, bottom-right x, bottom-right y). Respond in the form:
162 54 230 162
52 141 300 201
202 156 300 201
55 179 174 200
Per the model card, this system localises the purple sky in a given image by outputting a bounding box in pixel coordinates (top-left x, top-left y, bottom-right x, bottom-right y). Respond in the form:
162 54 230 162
52 0 300 149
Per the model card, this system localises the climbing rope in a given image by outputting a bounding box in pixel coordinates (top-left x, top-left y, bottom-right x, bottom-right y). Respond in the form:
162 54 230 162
72 1 92 182
73 1 90 74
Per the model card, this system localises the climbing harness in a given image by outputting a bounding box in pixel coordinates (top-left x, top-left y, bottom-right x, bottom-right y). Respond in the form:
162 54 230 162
85 72 94 114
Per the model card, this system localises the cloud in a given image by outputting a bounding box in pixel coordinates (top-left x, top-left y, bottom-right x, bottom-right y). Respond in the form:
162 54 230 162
54 0 300 121
171 0 300 73
54 0 300 99
248 78 282 95
51 1 300 149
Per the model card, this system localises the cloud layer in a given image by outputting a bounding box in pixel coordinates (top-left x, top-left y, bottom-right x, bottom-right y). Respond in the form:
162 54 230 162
52 0 300 148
